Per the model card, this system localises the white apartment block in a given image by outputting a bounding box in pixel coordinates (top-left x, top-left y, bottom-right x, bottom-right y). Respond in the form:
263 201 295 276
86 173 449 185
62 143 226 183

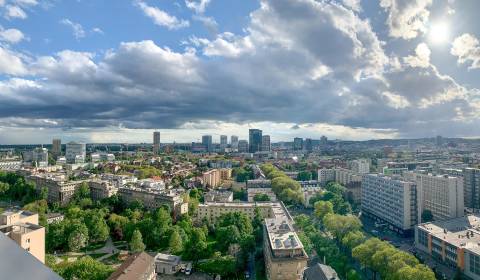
404 172 464 221
348 159 370 174
361 174 417 234
318 168 335 186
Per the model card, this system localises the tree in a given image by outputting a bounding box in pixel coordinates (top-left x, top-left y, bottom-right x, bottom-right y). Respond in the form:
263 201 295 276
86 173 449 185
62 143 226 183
323 214 362 240
73 182 90 202
0 182 9 196
352 238 389 278
297 171 312 181
253 193 270 202
40 187 49 201
129 229 146 253
67 222 88 252
216 225 241 252
54 256 115 280
169 229 183 254
341 231 365 250
421 209 434 223
46 221 66 252
183 228 207 262
314 201 334 220
197 253 237 277
107 214 129 241
86 213 109 243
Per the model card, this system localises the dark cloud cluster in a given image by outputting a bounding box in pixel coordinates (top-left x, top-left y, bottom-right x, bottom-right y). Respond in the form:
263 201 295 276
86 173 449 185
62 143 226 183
0 0 479 139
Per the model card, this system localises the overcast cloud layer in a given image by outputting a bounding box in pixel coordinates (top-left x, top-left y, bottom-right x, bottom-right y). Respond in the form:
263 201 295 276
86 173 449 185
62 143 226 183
0 0 479 143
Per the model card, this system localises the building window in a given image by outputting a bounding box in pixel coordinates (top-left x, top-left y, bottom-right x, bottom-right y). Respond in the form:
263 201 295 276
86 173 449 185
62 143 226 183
470 253 480 275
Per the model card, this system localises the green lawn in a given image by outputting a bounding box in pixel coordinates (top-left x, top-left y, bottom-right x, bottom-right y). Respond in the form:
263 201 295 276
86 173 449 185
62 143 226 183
85 242 106 251
88 253 108 259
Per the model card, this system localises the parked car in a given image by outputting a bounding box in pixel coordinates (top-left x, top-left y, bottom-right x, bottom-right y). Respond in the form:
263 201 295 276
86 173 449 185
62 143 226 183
185 262 192 275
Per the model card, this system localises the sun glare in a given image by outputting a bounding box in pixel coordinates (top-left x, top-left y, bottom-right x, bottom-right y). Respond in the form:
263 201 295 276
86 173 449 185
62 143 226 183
429 22 450 44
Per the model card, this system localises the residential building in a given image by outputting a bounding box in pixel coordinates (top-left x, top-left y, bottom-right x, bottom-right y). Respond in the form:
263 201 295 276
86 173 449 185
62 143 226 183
247 179 272 189
118 187 187 216
318 168 335 186
196 202 277 223
88 180 118 201
26 173 83 205
303 264 339 280
155 253 181 275
65 142 86 164
153 131 160 155
238 140 249 153
45 213 64 224
293 137 303 151
263 203 308 280
204 190 234 202
248 188 277 202
52 139 61 157
202 168 232 188
0 160 22 170
0 233 61 280
262 135 271 152
361 174 417 235
108 252 156 280
23 147 48 168
464 168 480 210
0 210 45 264
348 159 370 174
334 168 362 203
405 172 464 221
249 129 263 153
415 215 480 280
301 184 323 208
202 135 213 152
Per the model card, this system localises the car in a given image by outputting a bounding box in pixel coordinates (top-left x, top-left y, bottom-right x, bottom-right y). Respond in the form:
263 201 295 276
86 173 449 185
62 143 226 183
185 262 192 275
245 271 250 279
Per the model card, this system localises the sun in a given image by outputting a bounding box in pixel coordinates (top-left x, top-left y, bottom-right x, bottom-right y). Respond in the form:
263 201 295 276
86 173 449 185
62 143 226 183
428 22 450 44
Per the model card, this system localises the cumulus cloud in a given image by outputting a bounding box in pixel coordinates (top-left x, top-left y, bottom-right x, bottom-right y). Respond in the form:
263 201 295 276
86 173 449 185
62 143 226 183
0 27 25 43
135 1 189 30
185 0 211 14
4 4 26 19
0 0 479 141
0 46 26 75
342 0 362 12
451 33 480 69
403 43 431 68
380 0 432 39
60 18 86 39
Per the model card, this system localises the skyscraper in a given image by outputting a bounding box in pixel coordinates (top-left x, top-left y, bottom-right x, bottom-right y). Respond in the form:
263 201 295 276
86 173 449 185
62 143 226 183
66 142 86 164
293 137 303 151
320 136 328 146
249 129 262 153
153 131 160 155
52 139 61 157
202 135 213 152
305 138 313 152
238 140 249 153
231 135 239 151
220 135 228 145
262 135 271 152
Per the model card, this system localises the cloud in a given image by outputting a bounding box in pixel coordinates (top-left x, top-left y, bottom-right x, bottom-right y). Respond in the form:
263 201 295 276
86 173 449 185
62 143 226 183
403 43 431 68
341 0 362 12
4 4 27 19
135 1 189 30
185 0 210 14
60 18 86 39
92 27 104 34
380 0 432 39
0 46 26 75
0 0 479 141
451 33 480 69
0 27 25 43
192 15 217 34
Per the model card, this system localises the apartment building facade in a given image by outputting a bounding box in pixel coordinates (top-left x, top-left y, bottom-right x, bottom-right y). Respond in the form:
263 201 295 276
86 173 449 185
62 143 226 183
361 174 417 235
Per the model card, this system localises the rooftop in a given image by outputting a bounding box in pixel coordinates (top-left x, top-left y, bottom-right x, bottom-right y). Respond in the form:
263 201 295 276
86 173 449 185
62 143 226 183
154 253 181 265
108 252 154 280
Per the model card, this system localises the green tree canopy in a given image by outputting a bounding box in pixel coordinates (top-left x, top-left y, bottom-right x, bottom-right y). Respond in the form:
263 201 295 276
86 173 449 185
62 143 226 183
129 229 146 253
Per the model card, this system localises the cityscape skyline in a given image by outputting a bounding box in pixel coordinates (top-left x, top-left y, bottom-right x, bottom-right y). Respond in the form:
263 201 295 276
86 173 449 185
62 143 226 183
1 0 480 144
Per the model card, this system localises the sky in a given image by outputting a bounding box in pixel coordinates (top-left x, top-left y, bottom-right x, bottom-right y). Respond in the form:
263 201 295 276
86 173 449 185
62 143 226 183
0 0 480 144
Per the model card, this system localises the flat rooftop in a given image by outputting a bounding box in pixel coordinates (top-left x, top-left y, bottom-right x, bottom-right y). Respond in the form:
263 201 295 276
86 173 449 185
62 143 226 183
418 215 480 253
